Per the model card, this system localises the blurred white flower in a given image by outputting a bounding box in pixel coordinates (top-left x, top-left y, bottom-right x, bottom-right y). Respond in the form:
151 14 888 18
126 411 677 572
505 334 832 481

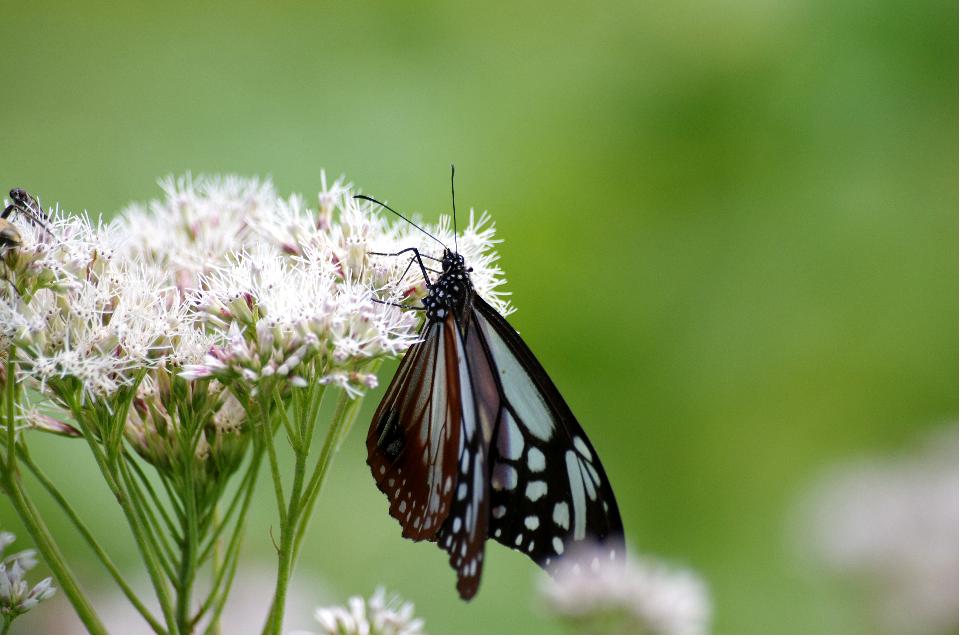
540 545 711 634
314 588 423 635
795 426 958 633
31 564 324 634
0 531 56 626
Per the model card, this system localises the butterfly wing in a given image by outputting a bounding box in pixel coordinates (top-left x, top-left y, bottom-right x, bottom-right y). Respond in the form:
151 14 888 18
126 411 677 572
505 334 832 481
467 295 625 572
368 318 463 540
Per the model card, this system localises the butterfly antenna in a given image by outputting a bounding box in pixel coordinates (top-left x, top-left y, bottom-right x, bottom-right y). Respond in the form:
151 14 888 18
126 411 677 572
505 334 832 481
450 164 458 254
354 194 447 248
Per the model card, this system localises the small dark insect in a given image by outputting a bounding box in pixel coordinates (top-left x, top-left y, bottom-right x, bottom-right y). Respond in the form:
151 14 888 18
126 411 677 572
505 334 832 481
0 188 51 250
357 168 624 600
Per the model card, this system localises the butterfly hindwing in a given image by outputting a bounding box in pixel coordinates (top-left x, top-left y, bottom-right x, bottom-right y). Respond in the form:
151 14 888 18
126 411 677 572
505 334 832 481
368 319 462 540
468 296 625 571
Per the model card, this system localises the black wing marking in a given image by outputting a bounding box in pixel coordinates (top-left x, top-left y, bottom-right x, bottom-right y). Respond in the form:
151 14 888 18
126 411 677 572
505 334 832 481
368 319 462 540
467 295 625 572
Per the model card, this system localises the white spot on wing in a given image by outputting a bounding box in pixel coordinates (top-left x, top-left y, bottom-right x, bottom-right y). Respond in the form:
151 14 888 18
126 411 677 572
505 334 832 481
565 450 587 540
553 502 570 529
524 515 539 530
527 447 546 472
573 436 592 460
525 480 548 501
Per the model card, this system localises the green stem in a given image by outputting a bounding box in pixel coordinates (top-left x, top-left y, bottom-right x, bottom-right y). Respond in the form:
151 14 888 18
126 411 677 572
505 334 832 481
201 448 263 633
116 459 178 582
198 451 260 564
293 392 362 562
263 390 362 634
176 439 200 634
124 452 183 545
274 385 300 450
69 397 178 632
118 460 179 572
1 475 107 634
158 472 186 525
17 447 165 633
5 352 16 470
261 431 306 632
258 391 287 528
1 355 106 634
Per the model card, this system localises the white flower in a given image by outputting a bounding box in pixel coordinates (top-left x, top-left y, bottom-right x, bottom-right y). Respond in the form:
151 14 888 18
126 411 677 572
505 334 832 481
12 262 186 402
0 201 120 299
794 426 958 633
184 243 419 396
540 545 712 634
0 531 56 622
119 174 276 288
314 588 423 635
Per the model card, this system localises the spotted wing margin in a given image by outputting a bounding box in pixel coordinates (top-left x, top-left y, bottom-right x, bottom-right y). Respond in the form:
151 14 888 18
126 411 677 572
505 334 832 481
467 296 625 572
368 319 462 540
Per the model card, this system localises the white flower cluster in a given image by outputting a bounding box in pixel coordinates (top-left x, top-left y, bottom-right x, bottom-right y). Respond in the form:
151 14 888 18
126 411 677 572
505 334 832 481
314 587 424 635
796 426 958 633
181 245 419 397
0 206 182 403
540 545 712 634
0 170 509 456
119 174 276 289
0 531 56 622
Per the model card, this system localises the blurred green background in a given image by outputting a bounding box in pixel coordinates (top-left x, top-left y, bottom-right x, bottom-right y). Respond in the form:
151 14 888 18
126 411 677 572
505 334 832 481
1 0 957 633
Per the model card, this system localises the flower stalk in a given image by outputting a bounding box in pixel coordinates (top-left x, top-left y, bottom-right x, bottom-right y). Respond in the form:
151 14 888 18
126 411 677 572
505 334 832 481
0 352 104 634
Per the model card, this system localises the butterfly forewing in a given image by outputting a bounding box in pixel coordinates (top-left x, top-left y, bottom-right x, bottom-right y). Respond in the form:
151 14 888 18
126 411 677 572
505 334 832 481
468 297 625 571
368 319 463 540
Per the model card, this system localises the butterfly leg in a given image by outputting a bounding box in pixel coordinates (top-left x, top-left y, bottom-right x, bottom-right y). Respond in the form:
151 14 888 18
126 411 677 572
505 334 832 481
393 254 442 287
370 297 425 312
0 205 13 220
369 247 438 286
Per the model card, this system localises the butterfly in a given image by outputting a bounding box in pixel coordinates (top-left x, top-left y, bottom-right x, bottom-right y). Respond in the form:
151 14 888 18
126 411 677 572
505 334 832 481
356 168 624 600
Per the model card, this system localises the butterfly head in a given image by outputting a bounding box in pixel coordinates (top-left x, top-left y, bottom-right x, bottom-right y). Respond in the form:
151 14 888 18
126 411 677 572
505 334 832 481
441 249 466 273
